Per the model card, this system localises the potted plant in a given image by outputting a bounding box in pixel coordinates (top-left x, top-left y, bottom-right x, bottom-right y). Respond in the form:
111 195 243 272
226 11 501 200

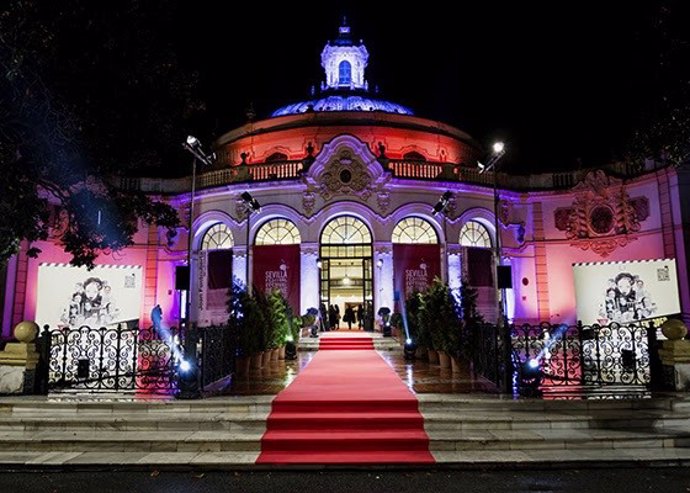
406 292 426 360
227 279 249 376
419 279 461 367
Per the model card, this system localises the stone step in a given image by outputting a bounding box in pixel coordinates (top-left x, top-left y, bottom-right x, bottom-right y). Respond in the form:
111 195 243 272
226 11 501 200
3 448 690 467
1 408 687 434
0 412 270 432
0 430 263 452
416 394 678 412
0 426 684 454
0 396 274 415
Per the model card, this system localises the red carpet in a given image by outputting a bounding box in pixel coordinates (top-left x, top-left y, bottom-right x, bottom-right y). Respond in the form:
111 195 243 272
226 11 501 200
256 336 434 464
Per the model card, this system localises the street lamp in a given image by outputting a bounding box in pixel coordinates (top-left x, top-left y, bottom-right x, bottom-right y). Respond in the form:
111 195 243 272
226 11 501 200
179 135 214 400
478 141 507 323
241 191 261 289
432 191 453 283
181 135 215 327
479 141 510 393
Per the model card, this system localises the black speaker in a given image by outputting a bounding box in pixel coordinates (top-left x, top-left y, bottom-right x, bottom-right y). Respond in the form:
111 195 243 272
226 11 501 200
497 265 512 289
175 265 190 290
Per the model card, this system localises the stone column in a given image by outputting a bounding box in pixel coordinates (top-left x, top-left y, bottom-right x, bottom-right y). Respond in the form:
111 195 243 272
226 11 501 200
0 321 40 394
658 319 690 391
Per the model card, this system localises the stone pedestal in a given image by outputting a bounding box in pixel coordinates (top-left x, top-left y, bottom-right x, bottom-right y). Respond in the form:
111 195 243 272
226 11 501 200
658 319 690 391
0 321 40 395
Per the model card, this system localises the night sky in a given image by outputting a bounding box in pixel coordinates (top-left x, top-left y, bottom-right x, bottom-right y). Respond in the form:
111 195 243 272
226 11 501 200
22 0 672 173
145 2 684 172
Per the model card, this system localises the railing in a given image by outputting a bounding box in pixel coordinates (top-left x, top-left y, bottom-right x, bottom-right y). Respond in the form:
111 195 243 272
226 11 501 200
199 325 236 390
195 160 304 189
117 157 669 194
467 320 659 396
40 324 182 394
510 321 656 392
386 160 458 180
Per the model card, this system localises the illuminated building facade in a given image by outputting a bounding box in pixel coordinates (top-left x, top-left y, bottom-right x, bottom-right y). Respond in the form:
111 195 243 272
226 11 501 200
3 20 689 336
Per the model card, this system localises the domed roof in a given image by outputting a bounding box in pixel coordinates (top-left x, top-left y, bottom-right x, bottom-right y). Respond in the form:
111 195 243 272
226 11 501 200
271 19 414 118
271 94 414 117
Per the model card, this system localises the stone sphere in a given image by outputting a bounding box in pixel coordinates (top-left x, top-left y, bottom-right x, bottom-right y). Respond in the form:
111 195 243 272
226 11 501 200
13 321 39 343
661 319 688 341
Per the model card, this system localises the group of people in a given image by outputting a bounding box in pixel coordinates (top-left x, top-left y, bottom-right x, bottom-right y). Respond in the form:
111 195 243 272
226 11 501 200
598 272 658 323
320 303 365 330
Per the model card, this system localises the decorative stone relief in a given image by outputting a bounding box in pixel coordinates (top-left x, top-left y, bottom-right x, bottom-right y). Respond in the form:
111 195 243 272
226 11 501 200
555 170 645 257
302 191 316 217
317 150 370 200
234 198 249 220
376 190 390 213
498 199 526 246
301 135 393 217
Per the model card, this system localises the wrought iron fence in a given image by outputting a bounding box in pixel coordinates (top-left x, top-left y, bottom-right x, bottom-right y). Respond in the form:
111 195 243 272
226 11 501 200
510 321 654 390
42 324 182 394
468 323 502 386
199 325 236 389
467 321 657 395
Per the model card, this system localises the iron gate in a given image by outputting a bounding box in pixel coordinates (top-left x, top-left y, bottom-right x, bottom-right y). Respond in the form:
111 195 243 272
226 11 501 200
468 321 658 395
41 324 181 394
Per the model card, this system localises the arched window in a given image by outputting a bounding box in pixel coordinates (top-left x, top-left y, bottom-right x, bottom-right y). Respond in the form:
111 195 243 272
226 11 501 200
403 151 426 161
321 216 371 244
459 221 492 248
338 60 352 86
265 152 288 163
201 223 234 250
392 217 438 244
255 219 301 245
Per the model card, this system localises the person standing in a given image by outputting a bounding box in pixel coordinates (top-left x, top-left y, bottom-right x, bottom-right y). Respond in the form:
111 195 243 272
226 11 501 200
357 304 364 330
344 305 355 330
334 304 341 330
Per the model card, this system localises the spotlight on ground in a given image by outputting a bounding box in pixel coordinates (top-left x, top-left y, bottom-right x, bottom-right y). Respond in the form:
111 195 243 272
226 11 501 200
404 339 416 361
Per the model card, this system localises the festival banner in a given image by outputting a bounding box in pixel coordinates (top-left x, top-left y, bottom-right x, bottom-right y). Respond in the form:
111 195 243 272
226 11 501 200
36 263 143 329
393 244 441 305
573 258 681 325
253 244 301 313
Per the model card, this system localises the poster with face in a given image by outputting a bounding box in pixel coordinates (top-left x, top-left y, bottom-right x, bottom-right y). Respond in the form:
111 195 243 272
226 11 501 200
36 263 143 329
573 258 680 325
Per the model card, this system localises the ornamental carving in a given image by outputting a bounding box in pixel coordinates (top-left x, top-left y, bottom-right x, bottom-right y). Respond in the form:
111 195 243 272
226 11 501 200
317 150 370 200
376 190 390 213
555 170 645 257
302 191 316 216
302 135 392 215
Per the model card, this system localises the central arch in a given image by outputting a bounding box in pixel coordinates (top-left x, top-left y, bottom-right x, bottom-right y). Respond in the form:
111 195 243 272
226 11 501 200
319 215 374 331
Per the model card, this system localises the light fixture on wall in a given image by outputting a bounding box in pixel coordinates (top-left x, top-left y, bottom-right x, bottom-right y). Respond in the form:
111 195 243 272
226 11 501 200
316 257 323 269
376 258 383 269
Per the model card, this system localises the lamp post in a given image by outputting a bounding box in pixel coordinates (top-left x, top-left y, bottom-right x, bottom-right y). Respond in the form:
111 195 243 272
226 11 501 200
178 136 214 400
181 136 214 327
432 190 453 284
241 191 261 290
479 141 509 391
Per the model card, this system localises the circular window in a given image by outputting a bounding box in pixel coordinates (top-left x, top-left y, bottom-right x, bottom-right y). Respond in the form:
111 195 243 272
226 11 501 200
589 206 614 235
340 169 352 184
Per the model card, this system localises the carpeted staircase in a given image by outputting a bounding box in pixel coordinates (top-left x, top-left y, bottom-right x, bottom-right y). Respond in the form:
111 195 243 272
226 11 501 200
256 336 434 464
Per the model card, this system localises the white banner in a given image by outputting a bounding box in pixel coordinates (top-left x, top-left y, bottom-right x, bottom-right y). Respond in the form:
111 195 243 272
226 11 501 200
36 263 143 329
573 258 680 325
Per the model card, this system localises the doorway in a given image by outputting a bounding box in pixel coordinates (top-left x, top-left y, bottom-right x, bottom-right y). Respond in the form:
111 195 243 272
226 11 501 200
319 216 374 331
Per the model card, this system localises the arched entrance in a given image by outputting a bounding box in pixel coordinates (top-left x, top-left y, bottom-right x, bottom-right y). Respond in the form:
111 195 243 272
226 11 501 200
319 216 374 331
253 218 302 313
199 223 234 325
391 217 440 310
459 220 496 321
